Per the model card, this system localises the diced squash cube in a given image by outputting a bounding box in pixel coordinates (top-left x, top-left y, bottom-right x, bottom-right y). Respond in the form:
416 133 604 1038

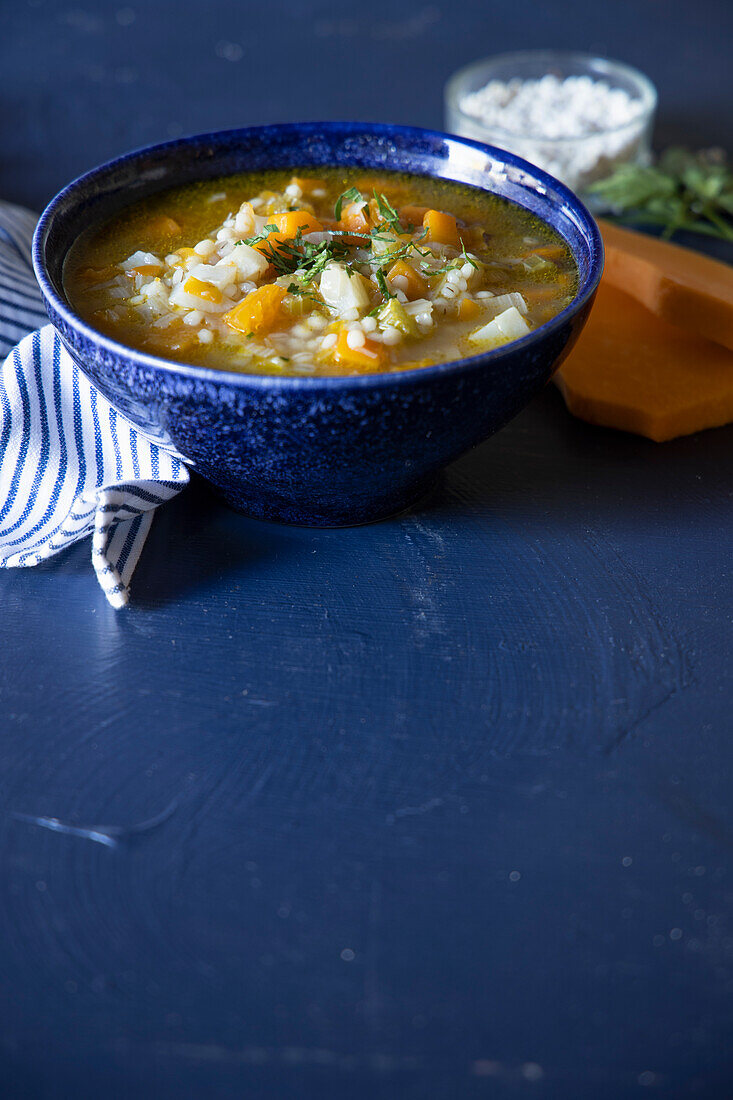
387 259 428 300
524 244 566 262
399 204 430 228
269 210 324 237
223 285 287 335
339 201 371 235
147 215 182 236
128 264 161 277
182 277 223 304
458 298 482 321
521 284 568 306
423 209 459 248
457 225 486 250
251 229 289 256
333 328 387 369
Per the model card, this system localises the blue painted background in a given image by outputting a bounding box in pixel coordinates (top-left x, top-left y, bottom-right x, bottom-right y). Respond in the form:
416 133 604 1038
1 1 732 1097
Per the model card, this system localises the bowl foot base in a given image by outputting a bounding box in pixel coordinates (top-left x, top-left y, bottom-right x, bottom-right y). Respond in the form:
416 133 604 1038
210 476 438 528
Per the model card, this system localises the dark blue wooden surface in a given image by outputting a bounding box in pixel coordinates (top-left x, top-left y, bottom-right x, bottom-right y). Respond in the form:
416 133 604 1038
2 2 733 1097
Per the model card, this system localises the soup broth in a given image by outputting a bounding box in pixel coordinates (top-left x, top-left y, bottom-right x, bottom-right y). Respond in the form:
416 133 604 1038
65 168 577 377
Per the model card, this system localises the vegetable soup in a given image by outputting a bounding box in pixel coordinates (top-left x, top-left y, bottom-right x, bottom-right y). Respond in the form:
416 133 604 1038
65 168 578 377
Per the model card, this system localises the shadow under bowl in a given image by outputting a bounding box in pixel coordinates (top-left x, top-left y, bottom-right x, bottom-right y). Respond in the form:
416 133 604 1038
33 121 603 526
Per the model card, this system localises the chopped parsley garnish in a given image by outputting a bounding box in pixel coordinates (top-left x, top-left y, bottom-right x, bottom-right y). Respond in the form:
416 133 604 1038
334 187 364 221
243 223 279 248
255 228 351 281
373 190 401 232
286 282 321 302
375 268 395 302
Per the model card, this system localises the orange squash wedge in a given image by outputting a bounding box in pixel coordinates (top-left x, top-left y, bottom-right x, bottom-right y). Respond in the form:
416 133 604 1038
599 219 733 353
555 281 733 442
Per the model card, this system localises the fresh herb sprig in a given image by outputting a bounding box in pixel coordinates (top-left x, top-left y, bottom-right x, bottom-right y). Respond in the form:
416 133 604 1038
589 147 733 242
245 227 350 282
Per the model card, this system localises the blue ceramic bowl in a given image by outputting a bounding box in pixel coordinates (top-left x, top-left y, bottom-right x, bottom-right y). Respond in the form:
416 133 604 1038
33 122 602 526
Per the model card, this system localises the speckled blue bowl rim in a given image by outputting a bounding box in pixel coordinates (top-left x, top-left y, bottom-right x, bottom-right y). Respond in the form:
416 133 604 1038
32 120 603 392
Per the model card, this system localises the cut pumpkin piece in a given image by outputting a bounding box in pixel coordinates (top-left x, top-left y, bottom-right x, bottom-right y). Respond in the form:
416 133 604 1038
183 276 223 304
599 219 733 353
223 285 286 336
268 210 324 237
333 329 387 370
146 215 182 236
555 282 733 442
338 201 371 235
386 259 428 300
458 298 482 321
423 209 459 248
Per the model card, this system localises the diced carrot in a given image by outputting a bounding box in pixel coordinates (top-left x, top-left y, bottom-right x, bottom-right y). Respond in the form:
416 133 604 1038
183 277 223 304
148 215 182 236
223 285 287 336
399 204 430 228
387 259 428 300
333 328 387 370
269 210 324 237
458 298 482 321
423 209 459 248
339 201 371 235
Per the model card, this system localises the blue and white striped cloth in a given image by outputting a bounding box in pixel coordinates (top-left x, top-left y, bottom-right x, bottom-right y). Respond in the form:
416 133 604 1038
0 201 189 607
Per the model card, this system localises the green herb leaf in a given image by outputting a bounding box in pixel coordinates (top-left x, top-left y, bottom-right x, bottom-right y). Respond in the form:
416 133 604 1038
375 268 394 302
589 147 733 242
286 282 320 302
373 190 401 231
243 223 280 248
334 187 364 221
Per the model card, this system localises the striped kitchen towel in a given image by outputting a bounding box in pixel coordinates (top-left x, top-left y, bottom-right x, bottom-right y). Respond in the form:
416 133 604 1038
0 201 190 607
